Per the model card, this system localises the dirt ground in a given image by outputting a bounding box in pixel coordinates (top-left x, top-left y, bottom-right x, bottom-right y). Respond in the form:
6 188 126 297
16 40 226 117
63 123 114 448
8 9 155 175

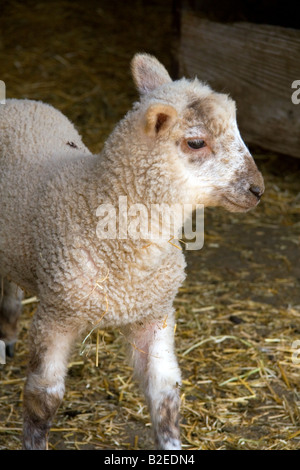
0 0 299 450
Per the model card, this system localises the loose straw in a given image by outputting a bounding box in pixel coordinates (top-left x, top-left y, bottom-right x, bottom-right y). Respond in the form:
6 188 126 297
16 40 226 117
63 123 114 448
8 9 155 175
80 293 109 357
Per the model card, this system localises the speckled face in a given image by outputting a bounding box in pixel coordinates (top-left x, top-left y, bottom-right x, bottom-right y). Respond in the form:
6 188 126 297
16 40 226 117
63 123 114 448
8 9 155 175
173 92 265 212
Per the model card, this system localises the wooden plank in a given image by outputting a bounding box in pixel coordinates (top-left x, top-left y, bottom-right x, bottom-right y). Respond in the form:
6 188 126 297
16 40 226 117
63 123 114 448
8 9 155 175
181 0 300 30
179 13 300 158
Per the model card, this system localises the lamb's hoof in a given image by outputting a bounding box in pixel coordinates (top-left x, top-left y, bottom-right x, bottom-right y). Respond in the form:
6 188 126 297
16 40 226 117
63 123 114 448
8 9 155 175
5 343 14 358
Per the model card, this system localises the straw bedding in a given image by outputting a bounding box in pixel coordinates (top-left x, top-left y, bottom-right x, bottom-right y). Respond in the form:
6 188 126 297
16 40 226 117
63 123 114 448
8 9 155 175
0 0 299 450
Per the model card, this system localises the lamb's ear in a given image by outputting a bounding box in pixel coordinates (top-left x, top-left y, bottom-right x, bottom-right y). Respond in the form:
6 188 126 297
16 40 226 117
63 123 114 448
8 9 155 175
131 53 172 95
144 103 177 136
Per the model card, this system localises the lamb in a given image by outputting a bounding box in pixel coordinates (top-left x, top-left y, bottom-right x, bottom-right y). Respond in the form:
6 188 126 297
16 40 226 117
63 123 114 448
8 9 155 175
0 53 264 450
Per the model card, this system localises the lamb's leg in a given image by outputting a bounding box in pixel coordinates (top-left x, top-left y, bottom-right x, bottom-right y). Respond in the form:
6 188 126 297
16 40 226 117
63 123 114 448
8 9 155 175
22 305 76 450
124 314 182 450
0 277 24 357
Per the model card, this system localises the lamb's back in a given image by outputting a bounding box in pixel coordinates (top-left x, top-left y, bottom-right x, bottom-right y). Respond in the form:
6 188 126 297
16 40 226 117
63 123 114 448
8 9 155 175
0 99 91 288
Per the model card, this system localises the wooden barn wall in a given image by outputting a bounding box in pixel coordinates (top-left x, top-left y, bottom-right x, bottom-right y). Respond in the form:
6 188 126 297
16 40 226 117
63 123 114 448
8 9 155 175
178 1 300 158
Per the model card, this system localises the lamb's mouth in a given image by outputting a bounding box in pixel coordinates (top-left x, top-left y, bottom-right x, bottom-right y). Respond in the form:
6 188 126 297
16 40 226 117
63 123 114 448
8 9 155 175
222 195 258 212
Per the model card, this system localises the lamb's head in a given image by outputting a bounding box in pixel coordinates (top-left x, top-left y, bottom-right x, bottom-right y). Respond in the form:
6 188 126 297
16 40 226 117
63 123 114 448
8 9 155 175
131 53 264 212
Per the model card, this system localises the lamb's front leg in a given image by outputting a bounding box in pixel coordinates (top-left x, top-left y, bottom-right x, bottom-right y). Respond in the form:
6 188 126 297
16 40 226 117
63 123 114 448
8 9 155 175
23 305 76 450
124 314 182 450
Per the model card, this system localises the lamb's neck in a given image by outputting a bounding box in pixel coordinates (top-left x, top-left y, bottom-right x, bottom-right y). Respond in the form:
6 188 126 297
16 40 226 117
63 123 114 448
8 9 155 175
76 115 198 248
96 117 184 208
54 142 193 266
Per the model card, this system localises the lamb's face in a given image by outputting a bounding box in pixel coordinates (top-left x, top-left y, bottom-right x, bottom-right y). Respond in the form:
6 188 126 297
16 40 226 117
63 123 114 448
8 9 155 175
167 89 264 212
131 53 264 212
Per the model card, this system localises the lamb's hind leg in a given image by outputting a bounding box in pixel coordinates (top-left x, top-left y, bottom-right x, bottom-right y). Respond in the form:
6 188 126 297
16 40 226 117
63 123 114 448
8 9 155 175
23 304 76 450
0 277 24 357
123 313 182 450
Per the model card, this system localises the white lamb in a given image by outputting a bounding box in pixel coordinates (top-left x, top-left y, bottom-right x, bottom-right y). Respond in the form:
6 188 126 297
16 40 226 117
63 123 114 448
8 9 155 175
0 54 264 450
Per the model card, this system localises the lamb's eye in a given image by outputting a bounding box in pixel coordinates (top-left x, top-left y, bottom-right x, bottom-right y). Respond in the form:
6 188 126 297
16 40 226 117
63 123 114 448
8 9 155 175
187 139 206 150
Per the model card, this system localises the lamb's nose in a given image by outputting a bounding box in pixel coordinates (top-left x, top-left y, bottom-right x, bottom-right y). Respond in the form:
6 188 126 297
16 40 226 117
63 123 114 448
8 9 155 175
249 185 264 199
